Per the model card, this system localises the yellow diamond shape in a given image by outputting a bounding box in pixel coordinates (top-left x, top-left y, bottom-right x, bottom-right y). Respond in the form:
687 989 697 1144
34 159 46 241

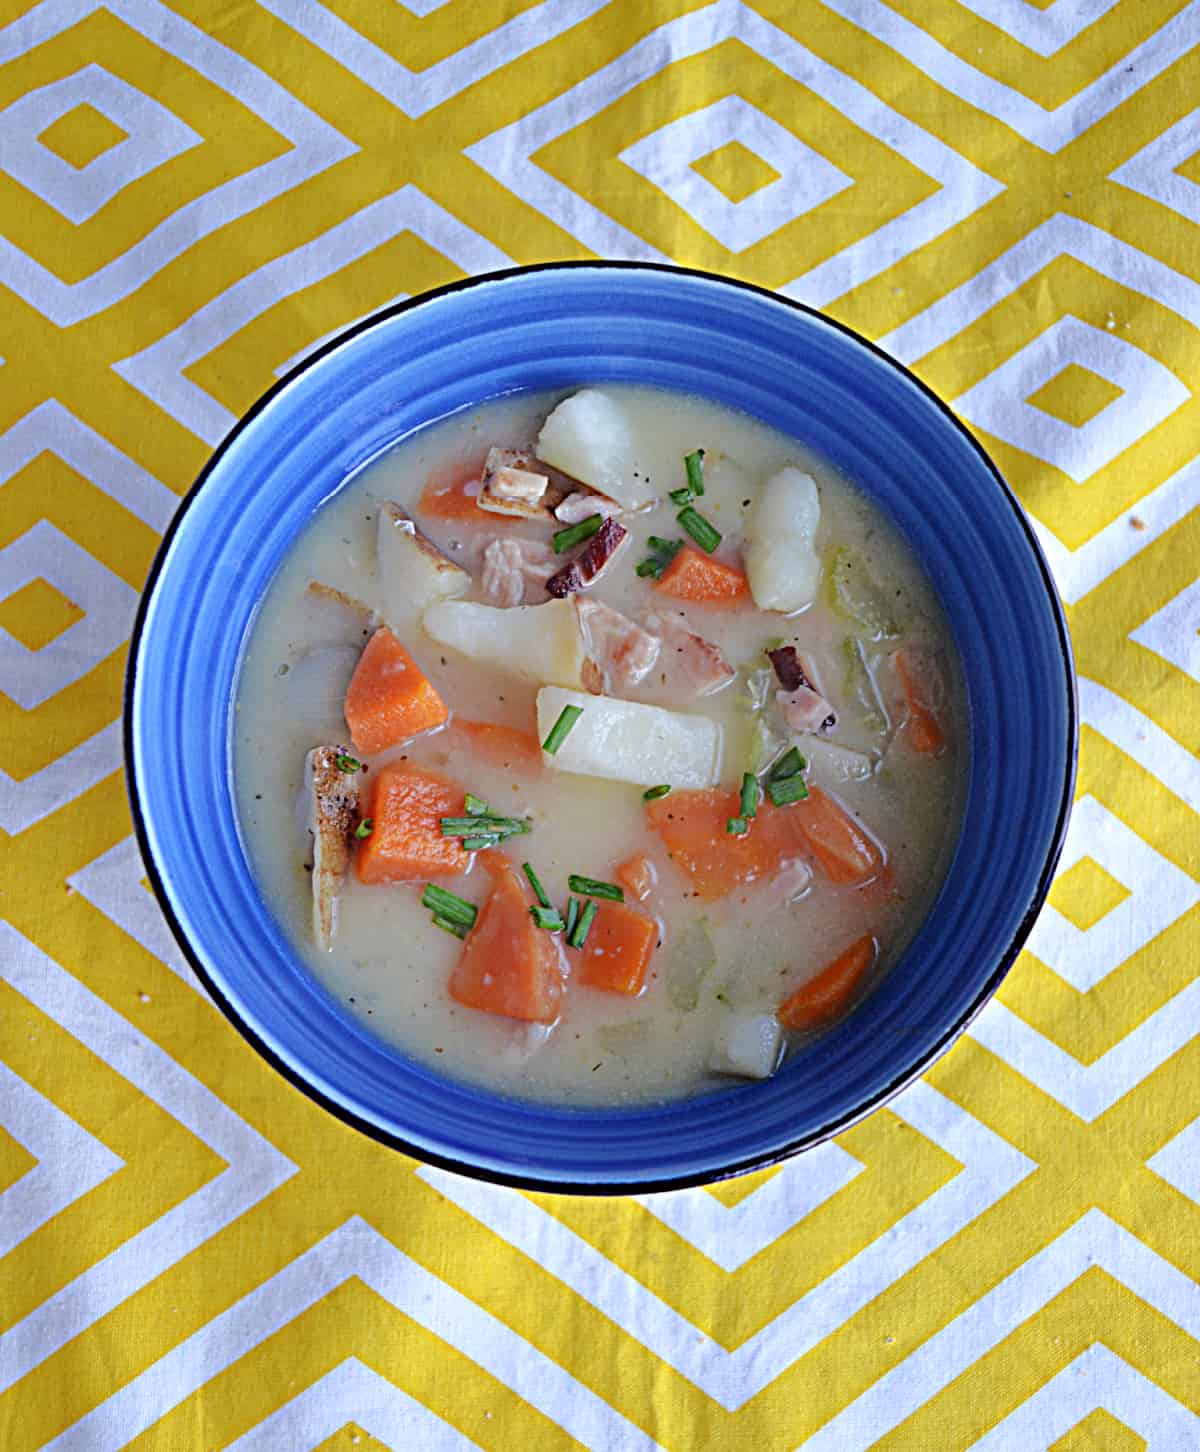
1048 856 1131 932
1026 363 1123 428
0 1123 37 1198
1050 1405 1146 1452
1174 147 1200 186
0 577 85 651
37 103 129 169
691 139 782 203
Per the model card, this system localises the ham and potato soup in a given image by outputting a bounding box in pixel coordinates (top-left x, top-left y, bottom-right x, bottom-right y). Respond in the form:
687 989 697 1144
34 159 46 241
235 386 965 1106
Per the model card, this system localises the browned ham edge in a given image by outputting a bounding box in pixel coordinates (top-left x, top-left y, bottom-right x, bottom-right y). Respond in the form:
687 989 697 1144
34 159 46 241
545 518 629 597
305 745 360 950
769 645 837 732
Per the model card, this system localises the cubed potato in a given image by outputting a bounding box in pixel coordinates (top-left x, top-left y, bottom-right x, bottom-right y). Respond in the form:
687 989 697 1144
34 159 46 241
478 448 552 519
423 599 587 688
377 502 470 619
708 1013 783 1080
535 389 656 510
744 467 821 613
536 687 721 789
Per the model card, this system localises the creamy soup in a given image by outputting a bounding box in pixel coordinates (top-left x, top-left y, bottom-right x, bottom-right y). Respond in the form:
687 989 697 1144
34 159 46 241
235 385 965 1106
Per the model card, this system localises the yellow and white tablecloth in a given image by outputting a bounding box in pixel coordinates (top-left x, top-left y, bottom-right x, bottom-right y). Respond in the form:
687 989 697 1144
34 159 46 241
3 1 1199 1446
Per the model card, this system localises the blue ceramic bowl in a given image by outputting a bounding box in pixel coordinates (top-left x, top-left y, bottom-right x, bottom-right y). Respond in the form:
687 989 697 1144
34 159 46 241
127 263 1075 1192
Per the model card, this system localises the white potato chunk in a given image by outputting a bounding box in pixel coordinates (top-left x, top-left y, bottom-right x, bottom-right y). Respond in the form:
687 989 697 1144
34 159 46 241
536 687 721 789
377 502 469 618
423 599 587 688
744 466 821 613
803 737 877 783
708 1013 783 1080
478 448 551 519
535 389 656 510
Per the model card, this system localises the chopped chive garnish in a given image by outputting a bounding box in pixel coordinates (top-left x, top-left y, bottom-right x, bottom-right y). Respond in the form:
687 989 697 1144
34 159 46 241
522 861 551 908
768 775 810 807
769 746 807 781
727 816 748 835
668 486 692 506
354 817 374 840
635 558 663 578
461 835 500 851
636 536 682 579
530 905 566 931
685 448 705 496
464 793 490 816
542 704 583 755
335 753 361 772
740 772 760 820
421 883 478 928
567 874 624 902
565 897 580 938
552 514 603 553
440 815 530 837
432 913 469 940
643 784 672 801
568 898 597 949
677 506 721 554
647 536 679 553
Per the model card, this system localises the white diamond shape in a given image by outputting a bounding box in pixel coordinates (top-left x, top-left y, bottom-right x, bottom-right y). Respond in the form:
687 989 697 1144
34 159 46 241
1111 105 1200 224
0 520 137 710
1129 577 1200 684
953 314 1190 484
619 95 852 253
0 64 200 225
1025 795 1200 992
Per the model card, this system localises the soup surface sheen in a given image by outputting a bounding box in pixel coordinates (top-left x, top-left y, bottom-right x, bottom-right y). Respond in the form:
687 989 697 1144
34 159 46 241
235 385 966 1106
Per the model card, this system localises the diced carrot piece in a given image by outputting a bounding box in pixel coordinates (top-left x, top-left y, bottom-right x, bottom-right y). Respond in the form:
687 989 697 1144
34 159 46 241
453 719 544 774
778 935 877 1031
449 857 564 1022
615 853 656 902
344 627 448 756
570 899 657 995
646 789 798 898
355 765 469 883
894 648 945 755
787 786 884 886
656 545 750 605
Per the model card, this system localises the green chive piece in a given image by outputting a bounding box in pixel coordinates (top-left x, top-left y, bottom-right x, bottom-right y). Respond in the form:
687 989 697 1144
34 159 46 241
684 448 705 496
431 913 469 940
677 505 721 554
335 753 360 773
647 536 679 554
740 772 760 820
522 861 551 909
461 835 500 851
769 746 807 782
565 897 580 938
768 774 810 807
421 883 478 928
464 793 490 817
354 817 374 840
567 874 624 902
530 905 566 931
643 784 671 801
542 704 583 755
727 816 748 835
635 558 663 578
440 815 530 837
668 486 692 506
569 898 598 949
552 514 603 554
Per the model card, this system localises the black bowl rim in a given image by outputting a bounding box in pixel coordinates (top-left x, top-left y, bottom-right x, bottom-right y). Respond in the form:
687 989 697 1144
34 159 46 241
124 259 1078 1196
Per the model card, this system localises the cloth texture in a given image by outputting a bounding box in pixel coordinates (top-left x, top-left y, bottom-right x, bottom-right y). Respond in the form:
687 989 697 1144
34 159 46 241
2 0 1199 1446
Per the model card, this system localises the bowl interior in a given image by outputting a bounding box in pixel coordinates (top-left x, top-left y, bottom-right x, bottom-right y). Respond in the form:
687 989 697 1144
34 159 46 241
128 264 1075 1191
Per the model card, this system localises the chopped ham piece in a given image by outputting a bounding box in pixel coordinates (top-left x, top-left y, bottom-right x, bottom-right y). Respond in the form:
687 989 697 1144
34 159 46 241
546 518 629 597
645 609 734 696
777 685 837 734
481 538 558 607
305 745 359 950
478 448 552 519
574 598 661 691
554 491 623 525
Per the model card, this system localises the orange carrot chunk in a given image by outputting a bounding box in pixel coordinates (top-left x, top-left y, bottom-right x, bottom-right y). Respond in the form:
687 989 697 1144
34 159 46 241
355 765 469 884
453 719 544 774
615 853 656 903
449 857 564 1022
656 545 750 605
788 786 884 887
571 899 657 996
343 627 448 756
778 934 878 1031
894 648 945 755
646 789 799 899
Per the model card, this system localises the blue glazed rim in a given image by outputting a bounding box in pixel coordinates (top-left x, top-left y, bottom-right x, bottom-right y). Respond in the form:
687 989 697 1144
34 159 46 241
125 261 1077 1194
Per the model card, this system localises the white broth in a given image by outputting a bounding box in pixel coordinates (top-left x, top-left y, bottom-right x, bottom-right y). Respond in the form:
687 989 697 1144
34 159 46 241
234 386 966 1106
